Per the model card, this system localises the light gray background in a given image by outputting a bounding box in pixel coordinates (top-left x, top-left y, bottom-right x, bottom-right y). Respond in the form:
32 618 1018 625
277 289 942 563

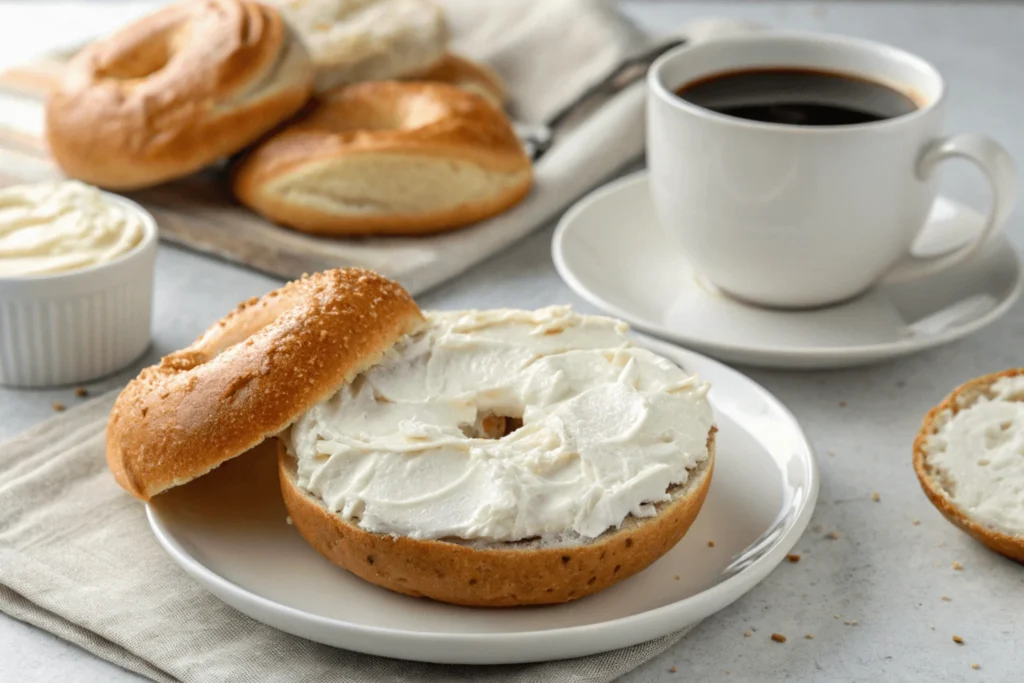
2 1 1023 681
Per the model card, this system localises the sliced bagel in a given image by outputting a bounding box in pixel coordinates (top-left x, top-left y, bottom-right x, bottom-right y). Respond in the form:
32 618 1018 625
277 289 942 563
914 368 1024 563
278 433 714 607
106 269 424 500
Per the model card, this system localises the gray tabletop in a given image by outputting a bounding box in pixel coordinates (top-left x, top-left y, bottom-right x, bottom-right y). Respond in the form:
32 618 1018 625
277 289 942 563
3 1 1023 681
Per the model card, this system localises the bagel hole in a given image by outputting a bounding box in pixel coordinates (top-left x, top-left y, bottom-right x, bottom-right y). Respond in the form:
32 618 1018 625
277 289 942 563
97 34 177 81
459 410 524 440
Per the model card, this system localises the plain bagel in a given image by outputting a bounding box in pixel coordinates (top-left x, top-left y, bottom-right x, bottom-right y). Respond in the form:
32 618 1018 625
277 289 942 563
46 0 315 190
106 269 424 500
231 81 532 236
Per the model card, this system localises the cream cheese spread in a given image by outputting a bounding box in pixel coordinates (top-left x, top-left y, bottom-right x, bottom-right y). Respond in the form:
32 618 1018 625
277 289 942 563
0 181 144 277
288 307 714 543
928 374 1024 532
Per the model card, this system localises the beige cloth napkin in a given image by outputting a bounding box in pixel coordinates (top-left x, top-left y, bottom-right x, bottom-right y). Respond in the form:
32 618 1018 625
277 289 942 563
0 393 696 681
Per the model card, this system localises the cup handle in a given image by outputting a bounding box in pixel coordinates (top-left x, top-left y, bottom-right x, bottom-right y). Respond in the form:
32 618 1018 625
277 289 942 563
882 133 1017 284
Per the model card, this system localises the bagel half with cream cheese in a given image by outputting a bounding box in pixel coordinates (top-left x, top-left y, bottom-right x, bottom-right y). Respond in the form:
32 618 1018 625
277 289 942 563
914 369 1024 563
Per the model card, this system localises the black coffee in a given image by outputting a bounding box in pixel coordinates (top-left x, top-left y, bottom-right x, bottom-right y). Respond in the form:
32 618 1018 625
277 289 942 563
674 68 918 126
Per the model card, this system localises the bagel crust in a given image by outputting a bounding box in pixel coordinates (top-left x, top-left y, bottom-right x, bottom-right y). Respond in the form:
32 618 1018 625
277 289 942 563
913 368 1024 563
46 0 315 190
231 81 532 236
106 269 424 500
406 53 506 109
278 432 715 607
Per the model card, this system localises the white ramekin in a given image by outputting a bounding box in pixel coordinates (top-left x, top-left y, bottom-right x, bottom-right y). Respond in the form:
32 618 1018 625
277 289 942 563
0 193 157 388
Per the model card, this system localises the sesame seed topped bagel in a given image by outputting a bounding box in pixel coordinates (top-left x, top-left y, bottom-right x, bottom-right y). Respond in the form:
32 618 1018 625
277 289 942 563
46 0 315 190
106 268 424 500
231 81 532 236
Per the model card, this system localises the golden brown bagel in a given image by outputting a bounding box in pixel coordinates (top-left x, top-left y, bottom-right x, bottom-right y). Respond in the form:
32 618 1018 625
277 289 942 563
231 81 532 236
46 0 315 190
278 433 714 607
914 368 1024 563
106 269 424 500
406 53 506 109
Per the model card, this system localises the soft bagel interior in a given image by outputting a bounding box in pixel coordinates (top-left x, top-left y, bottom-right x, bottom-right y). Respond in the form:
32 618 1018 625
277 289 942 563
277 431 715 607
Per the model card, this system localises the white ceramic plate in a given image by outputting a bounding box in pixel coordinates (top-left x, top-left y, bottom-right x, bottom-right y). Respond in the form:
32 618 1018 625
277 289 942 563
147 338 818 665
553 171 1023 369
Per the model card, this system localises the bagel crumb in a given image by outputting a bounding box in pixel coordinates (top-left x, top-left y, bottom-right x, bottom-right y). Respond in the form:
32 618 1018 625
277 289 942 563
786 553 801 563
825 531 840 540
669 666 677 673
972 664 980 670
952 562 963 570
52 402 65 412
913 520 921 526
771 633 786 643
872 492 880 502
953 635 964 645
707 540 715 547
744 630 752 637
75 387 88 397
941 596 951 601
805 634 814 640
674 575 680 581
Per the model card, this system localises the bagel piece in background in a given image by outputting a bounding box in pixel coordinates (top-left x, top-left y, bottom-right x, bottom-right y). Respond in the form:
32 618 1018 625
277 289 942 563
230 81 533 236
404 53 506 110
914 369 1024 563
263 0 449 92
45 0 315 190
106 269 717 607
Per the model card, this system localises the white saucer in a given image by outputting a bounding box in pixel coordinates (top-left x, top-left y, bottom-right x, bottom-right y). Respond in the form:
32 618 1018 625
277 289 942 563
147 338 818 665
553 171 1023 369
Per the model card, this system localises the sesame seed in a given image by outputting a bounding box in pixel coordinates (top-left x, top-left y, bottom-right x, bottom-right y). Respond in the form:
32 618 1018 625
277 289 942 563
669 666 677 673
52 402 65 412
941 596 952 602
913 520 921 526
771 633 787 643
872 492 880 502
708 540 715 548
952 562 963 571
826 531 841 540
805 634 814 640
74 387 88 397
972 664 980 670
786 553 801 563
744 630 752 637
953 635 964 645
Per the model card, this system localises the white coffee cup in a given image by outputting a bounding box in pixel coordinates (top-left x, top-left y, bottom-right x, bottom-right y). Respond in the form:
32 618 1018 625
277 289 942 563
647 32 1017 309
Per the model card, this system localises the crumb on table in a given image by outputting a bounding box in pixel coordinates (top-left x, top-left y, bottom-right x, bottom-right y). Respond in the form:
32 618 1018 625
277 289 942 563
669 666 677 674
786 553 801 563
952 562 963 571
51 402 65 412
744 630 752 638
74 387 89 397
707 540 715 548
953 635 965 645
771 633 787 643
872 492 880 502
972 664 980 670
825 531 841 540
941 596 952 602
805 634 814 640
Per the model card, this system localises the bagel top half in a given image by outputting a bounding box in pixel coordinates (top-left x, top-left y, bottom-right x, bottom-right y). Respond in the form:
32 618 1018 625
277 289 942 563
46 0 314 190
106 268 424 500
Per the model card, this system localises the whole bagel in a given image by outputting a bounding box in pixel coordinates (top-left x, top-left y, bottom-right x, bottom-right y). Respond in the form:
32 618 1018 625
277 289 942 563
46 0 315 190
106 269 424 500
231 81 532 236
